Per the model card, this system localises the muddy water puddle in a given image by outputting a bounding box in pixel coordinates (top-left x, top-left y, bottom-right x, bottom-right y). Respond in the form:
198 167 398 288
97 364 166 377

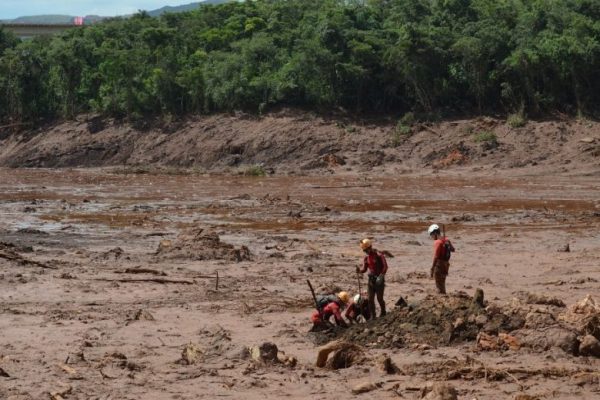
1 169 599 236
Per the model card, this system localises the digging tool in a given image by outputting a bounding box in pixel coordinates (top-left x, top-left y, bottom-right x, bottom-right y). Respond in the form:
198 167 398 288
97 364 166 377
307 279 319 309
442 223 446 238
356 270 362 298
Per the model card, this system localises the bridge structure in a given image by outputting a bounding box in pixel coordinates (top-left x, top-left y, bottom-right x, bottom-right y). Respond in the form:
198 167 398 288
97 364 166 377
1 24 81 39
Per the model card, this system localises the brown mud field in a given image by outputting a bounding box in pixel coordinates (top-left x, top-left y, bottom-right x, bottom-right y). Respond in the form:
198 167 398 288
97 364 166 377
1 168 600 399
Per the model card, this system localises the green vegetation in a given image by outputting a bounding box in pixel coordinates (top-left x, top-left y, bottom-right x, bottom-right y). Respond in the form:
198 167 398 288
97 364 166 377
244 165 267 177
473 131 497 143
507 111 527 128
1 0 599 127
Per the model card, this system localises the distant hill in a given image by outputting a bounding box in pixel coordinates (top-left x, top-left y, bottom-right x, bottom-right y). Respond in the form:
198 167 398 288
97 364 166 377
1 1 231 24
3 15 74 24
148 1 230 17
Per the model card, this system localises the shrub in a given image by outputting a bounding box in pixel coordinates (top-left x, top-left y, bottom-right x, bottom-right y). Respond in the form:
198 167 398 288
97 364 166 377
244 165 266 177
473 131 497 143
507 112 527 128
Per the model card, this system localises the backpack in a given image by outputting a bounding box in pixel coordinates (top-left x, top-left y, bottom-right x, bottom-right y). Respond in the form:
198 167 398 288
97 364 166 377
316 294 338 311
442 238 455 261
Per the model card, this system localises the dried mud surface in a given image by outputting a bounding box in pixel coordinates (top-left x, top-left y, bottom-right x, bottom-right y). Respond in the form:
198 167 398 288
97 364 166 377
1 168 600 399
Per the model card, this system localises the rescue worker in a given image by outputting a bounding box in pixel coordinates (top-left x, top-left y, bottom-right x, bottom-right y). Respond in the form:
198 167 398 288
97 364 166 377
310 291 351 330
356 238 387 319
428 224 455 294
345 293 371 323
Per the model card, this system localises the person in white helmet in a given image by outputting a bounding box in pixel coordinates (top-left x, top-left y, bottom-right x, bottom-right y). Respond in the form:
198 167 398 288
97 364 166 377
428 224 455 294
356 238 388 319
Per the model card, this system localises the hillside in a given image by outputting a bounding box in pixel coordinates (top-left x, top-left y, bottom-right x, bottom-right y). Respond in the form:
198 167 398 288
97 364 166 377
1 1 230 24
0 112 598 174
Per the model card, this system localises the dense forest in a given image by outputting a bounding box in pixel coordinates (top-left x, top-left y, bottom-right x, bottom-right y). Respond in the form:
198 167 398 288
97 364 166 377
0 0 599 126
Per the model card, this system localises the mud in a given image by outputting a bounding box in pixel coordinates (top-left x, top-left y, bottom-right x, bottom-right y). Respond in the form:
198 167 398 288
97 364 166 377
1 167 600 400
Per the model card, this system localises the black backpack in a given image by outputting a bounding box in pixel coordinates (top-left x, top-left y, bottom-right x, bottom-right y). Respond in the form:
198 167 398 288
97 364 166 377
316 294 338 310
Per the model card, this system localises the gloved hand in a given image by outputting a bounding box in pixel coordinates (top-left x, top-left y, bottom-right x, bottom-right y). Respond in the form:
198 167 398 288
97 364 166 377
376 274 384 286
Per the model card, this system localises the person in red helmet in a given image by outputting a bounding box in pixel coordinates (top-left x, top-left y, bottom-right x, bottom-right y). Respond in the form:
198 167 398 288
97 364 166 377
356 238 388 319
310 291 350 330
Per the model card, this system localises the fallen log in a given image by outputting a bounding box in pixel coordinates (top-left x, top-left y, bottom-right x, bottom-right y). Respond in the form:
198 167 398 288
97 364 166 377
0 251 58 269
121 268 167 276
93 278 195 285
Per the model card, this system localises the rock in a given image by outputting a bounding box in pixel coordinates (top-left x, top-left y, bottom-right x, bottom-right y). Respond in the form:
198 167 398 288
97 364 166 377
518 292 566 307
315 340 365 369
579 335 600 357
377 354 399 374
421 383 458 400
472 288 485 307
180 343 202 365
524 311 556 329
514 395 540 400
0 366 10 377
226 346 250 360
557 243 570 252
513 328 579 355
134 309 155 321
250 342 279 363
351 382 379 394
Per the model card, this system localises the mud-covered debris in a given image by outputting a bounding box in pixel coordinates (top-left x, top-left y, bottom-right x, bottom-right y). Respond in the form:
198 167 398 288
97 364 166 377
579 335 600 357
179 343 202 365
524 311 556 329
473 288 485 307
277 352 298 368
513 328 579 355
514 395 540 400
517 292 566 307
98 247 124 261
134 309 155 321
571 372 600 386
557 243 570 252
377 354 399 374
0 366 10 377
343 292 500 348
477 332 520 351
421 383 458 400
316 340 365 369
558 295 600 340
250 342 278 363
49 383 72 400
156 228 251 262
351 382 379 394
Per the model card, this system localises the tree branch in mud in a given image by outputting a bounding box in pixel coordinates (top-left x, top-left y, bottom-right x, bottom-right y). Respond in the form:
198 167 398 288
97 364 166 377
93 278 196 285
0 251 58 269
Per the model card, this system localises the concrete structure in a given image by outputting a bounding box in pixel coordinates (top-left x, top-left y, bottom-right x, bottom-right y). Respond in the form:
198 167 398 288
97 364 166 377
1 24 79 39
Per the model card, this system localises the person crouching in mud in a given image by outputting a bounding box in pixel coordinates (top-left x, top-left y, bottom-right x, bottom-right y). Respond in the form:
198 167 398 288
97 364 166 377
310 291 351 331
345 293 371 323
356 238 387 319
428 224 455 294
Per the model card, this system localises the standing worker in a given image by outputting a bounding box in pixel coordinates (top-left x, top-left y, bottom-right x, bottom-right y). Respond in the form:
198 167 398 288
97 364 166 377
356 238 388 319
428 224 455 294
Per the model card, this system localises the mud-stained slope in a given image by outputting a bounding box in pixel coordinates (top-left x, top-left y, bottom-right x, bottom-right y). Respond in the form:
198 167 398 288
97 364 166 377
1 111 599 173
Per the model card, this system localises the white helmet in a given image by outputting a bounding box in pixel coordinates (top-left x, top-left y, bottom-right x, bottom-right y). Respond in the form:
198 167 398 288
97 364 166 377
353 294 361 303
428 224 440 235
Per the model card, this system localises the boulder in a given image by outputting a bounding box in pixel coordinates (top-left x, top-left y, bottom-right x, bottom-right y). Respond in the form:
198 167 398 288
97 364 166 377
513 328 579 355
579 335 600 357
421 383 458 400
250 342 279 363
352 382 379 395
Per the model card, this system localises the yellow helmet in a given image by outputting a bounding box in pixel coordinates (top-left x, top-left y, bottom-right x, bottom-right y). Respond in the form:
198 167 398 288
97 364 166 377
360 238 372 251
338 291 351 304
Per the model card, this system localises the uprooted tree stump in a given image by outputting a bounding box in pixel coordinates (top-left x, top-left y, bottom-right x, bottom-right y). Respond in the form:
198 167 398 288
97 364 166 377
316 340 365 369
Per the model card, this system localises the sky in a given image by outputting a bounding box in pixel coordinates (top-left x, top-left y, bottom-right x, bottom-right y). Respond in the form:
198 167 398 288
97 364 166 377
1 0 198 19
